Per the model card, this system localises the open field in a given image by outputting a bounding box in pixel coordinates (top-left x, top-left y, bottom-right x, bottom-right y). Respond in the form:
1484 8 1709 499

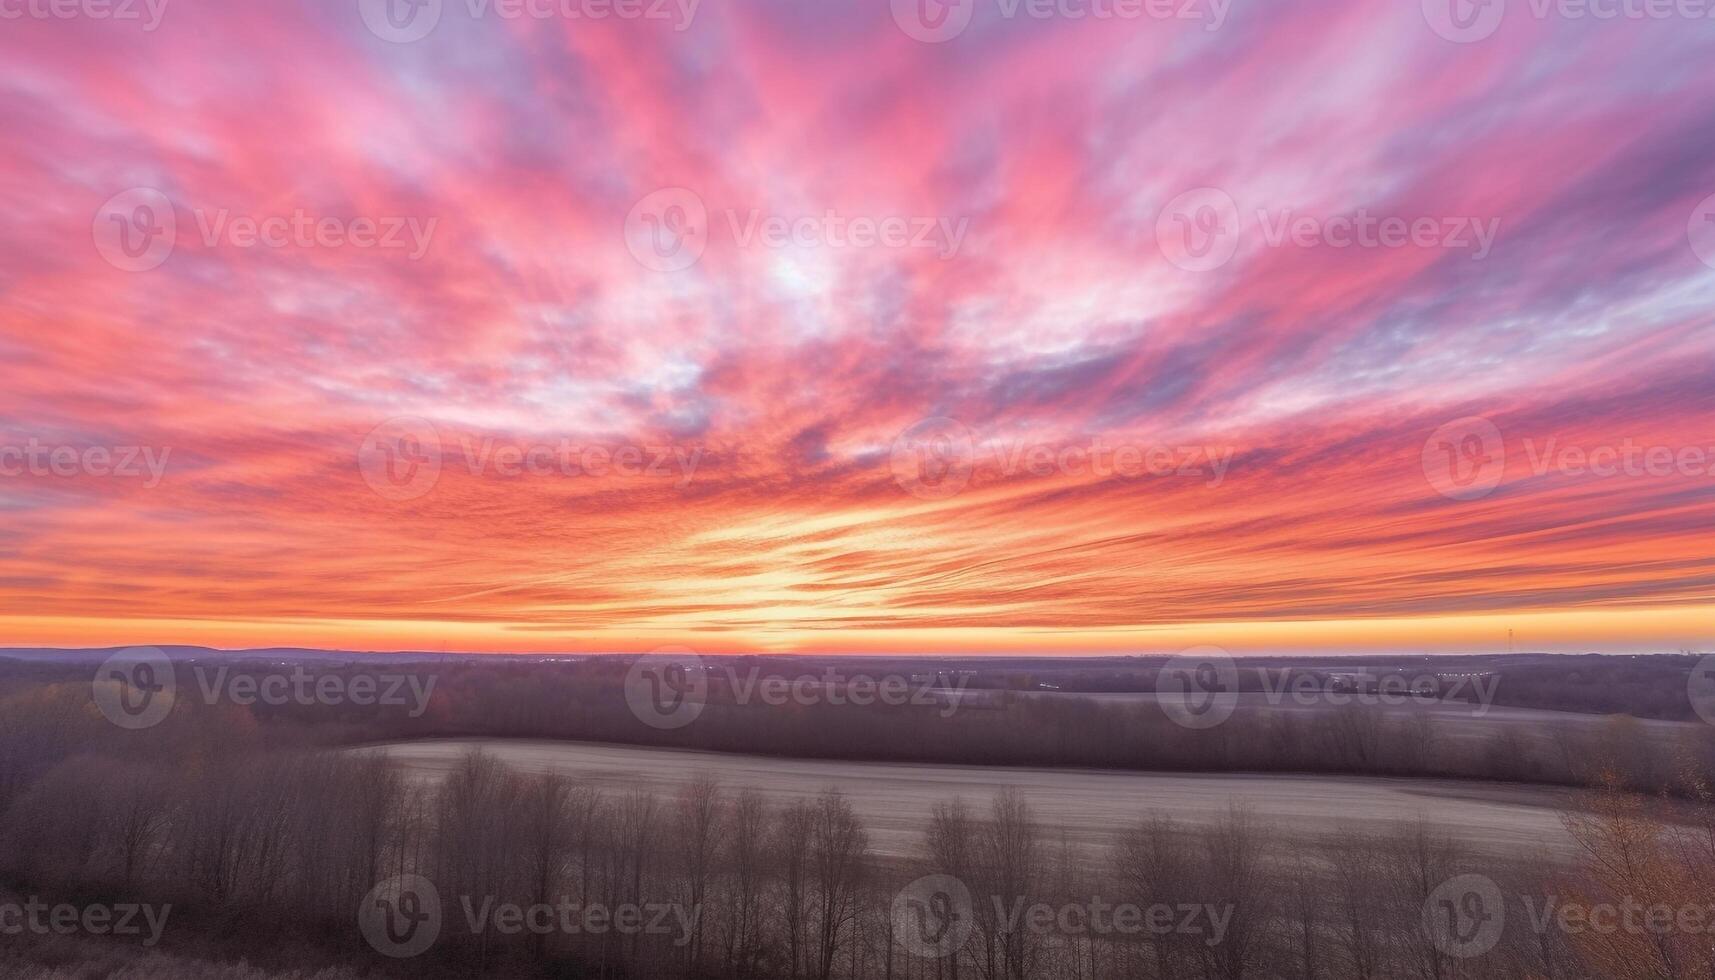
368 737 1585 860
1020 690 1652 724
1021 690 1701 743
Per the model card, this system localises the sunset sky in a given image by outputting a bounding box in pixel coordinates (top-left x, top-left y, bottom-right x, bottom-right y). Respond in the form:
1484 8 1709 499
2 0 1713 655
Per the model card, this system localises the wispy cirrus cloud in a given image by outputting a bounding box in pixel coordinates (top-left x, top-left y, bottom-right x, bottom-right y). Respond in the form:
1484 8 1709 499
0 0 1712 653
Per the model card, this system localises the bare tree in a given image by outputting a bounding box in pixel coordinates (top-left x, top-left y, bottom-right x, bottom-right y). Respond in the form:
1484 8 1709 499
811 789 870 980
926 797 976 978
721 788 769 979
1194 805 1270 980
1376 818 1464 980
674 772 725 972
1325 833 1387 980
1117 814 1194 979
977 788 1043 980
1283 852 1326 980
777 798 816 979
1560 775 1712 979
520 771 577 958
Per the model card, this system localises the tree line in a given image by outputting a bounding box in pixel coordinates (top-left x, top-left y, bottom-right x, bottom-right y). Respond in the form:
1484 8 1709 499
11 655 1713 795
3 681 1715 978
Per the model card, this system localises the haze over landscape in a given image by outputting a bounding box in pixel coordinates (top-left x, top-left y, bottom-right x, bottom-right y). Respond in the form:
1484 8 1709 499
7 3 1715 978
